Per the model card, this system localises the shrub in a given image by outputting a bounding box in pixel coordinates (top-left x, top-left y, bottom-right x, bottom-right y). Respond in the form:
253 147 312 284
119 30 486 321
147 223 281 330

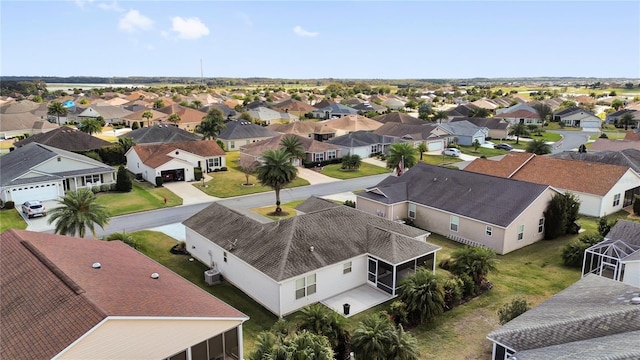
194 167 203 181
599 133 608 139
115 165 132 192
389 301 409 326
131 121 140 130
220 166 228 171
458 273 476 297
498 297 530 324
634 195 640 216
100 184 110 192
598 216 613 236
438 257 452 271
110 183 117 191
84 151 103 163
442 277 463 310
4 201 15 209
155 176 163 187
91 186 100 194
561 233 602 267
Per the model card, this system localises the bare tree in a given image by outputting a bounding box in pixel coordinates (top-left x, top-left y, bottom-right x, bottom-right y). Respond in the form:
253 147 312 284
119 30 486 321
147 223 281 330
239 155 260 185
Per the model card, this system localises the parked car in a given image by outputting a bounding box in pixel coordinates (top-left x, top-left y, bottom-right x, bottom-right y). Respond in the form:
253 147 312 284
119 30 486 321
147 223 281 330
442 148 461 157
21 200 46 218
494 143 514 151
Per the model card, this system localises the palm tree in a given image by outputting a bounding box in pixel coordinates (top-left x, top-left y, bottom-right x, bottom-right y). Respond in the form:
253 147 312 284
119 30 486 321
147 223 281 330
432 110 448 124
387 142 417 172
118 137 136 154
469 107 490 118
153 99 165 109
526 138 552 155
532 103 552 125
47 189 111 238
449 246 498 286
47 101 68 125
389 325 420 360
248 330 333 360
256 149 297 214
167 113 181 125
416 143 427 161
508 122 530 144
192 100 203 109
141 110 153 126
195 108 226 140
351 312 396 360
620 112 636 131
79 119 103 135
279 135 305 165
341 153 362 170
297 304 350 358
398 267 445 324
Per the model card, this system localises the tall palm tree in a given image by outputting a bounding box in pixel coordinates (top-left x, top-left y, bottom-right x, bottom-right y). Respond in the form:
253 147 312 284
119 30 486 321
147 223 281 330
526 138 552 155
387 142 417 172
280 135 305 165
399 267 445 324
256 149 297 214
389 325 420 360
167 113 181 125
47 189 110 238
432 110 448 124
47 101 68 125
195 108 226 140
416 143 428 161
620 112 636 131
351 312 396 360
297 303 350 358
141 110 153 126
450 246 497 286
79 119 103 135
192 99 203 109
508 122 530 144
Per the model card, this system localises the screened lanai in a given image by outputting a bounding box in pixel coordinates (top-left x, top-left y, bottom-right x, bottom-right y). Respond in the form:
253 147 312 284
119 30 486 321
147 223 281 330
582 239 640 281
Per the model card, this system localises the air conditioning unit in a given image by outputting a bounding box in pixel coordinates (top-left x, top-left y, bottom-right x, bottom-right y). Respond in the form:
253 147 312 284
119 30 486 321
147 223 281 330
204 268 221 286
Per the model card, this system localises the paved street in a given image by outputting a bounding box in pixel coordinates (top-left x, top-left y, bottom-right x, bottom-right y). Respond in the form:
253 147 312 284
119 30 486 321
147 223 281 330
549 130 592 154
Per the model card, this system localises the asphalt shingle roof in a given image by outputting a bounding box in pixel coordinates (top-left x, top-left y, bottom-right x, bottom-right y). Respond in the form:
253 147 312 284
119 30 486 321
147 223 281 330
131 140 225 168
239 134 341 157
450 117 509 130
218 120 280 140
551 149 640 174
120 124 202 144
373 112 424 125
327 130 390 147
13 127 111 151
373 122 439 141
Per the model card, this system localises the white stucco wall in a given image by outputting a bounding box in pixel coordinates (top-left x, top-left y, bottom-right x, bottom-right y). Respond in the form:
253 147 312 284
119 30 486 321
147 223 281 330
621 262 640 287
35 156 103 173
600 170 640 216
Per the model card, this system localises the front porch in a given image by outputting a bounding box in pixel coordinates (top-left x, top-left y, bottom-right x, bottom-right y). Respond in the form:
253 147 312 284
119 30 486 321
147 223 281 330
321 284 393 318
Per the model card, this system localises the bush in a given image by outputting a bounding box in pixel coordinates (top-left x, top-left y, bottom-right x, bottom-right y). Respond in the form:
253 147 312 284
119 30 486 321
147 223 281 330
116 165 132 192
194 167 203 181
4 201 15 209
343 200 356 208
155 176 163 187
91 186 100 194
389 301 409 326
220 166 228 171
634 195 640 216
598 216 613 236
599 133 608 138
131 121 140 130
110 183 117 191
561 233 603 267
438 257 452 271
84 151 103 163
458 273 476 297
442 277 463 310
302 157 343 169
498 297 530 324
100 184 110 192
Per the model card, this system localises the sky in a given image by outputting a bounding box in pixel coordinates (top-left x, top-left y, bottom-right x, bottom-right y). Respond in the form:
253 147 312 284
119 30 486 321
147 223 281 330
1 1 639 79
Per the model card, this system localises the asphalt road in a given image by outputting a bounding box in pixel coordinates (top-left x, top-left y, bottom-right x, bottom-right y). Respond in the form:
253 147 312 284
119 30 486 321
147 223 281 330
549 130 593 154
85 173 391 238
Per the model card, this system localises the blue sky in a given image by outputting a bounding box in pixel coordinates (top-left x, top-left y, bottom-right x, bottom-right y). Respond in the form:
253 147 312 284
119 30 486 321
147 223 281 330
2 1 639 79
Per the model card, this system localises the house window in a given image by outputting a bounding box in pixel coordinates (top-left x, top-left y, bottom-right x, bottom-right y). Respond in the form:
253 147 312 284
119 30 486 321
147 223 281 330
517 225 524 241
223 251 227 263
313 153 324 162
343 262 352 274
84 174 101 184
538 218 545 233
207 157 221 169
295 274 317 299
371 145 378 153
408 204 416 219
613 193 621 207
230 141 235 149
486 225 492 236
450 216 459 232
327 150 336 160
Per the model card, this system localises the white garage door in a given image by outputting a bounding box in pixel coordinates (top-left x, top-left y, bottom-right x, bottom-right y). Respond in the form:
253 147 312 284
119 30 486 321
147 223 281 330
427 141 443 151
10 182 61 204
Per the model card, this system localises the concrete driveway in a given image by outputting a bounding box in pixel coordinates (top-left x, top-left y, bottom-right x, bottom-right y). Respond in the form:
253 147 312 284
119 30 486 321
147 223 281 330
161 175 220 205
297 167 339 185
20 200 59 232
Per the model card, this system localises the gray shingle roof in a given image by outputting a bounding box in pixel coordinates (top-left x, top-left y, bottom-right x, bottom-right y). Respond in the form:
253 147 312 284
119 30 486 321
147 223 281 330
358 163 550 227
551 149 640 174
120 124 202 144
437 120 487 137
450 117 509 130
183 200 438 281
606 220 640 246
218 120 280 140
14 127 111 151
313 103 358 116
326 130 390 147
487 275 640 358
373 112 424 125
373 122 439 141
295 196 341 213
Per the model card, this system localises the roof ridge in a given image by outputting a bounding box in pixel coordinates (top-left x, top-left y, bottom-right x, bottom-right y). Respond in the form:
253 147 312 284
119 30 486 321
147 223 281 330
20 239 85 296
275 216 297 280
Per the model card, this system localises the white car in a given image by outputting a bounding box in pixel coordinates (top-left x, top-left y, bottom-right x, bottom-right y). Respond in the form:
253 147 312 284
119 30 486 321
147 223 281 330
22 200 46 218
442 148 461 157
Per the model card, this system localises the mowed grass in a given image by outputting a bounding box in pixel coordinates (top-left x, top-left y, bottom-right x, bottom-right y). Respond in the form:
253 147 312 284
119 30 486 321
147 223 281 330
320 162 391 179
130 230 277 351
194 152 309 198
0 209 28 233
421 154 465 166
95 181 182 216
251 199 306 220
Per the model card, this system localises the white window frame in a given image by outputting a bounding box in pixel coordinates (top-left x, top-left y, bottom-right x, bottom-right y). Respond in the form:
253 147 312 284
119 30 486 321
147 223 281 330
613 193 621 207
343 262 352 274
313 153 325 162
408 203 416 219
486 225 492 237
538 218 544 233
450 215 459 232
517 225 524 241
230 141 235 149
295 274 317 299
327 150 336 160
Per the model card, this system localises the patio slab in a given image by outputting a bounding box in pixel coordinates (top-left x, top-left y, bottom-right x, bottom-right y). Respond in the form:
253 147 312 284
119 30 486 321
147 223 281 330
321 284 393 318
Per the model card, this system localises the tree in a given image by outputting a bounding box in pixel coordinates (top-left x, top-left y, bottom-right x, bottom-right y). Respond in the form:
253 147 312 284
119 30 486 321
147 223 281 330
131 121 140 130
526 138 552 155
398 267 445 324
195 108 226 140
297 303 350 358
387 142 417 172
449 246 497 286
248 330 334 360
562 233 603 267
141 110 154 126
118 137 136 154
167 113 181 125
341 153 362 170
418 103 433 120
115 165 132 192
544 192 581 239
47 101 68 125
405 100 419 111
79 119 103 135
472 139 481 153
47 189 110 238
351 312 396 360
508 122 530 144
238 155 260 185
619 112 635 130
389 325 420 360
256 149 297 214
153 99 165 109
532 103 552 124
432 110 448 124
416 143 427 160
469 107 490 118
498 297 530 324
279 135 305 164
611 99 624 111
192 99 203 109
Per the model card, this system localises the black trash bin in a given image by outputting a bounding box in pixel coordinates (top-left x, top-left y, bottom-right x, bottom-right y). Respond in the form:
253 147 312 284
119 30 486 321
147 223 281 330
343 303 350 315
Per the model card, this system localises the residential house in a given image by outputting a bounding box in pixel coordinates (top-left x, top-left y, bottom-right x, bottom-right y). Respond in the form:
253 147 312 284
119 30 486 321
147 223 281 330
374 122 448 151
606 108 640 126
0 229 248 360
551 149 640 175
464 152 640 217
374 112 424 125
357 163 558 255
240 134 343 166
445 104 480 119
77 104 133 125
0 99 41 114
12 127 111 152
217 120 280 151
248 106 298 125
267 120 322 138
582 220 640 287
156 104 208 132
0 112 58 139
319 114 384 137
434 120 488 146
0 143 116 203
125 140 226 182
487 275 640 360
553 106 602 130
121 108 168 127
588 137 640 152
271 98 316 117
312 99 335 109
450 117 510 140
311 103 358 119
494 102 543 125
495 102 537 115
327 130 395 158
352 101 387 115
381 97 405 110
183 197 440 317
470 98 499 111
201 103 237 120
119 124 202 145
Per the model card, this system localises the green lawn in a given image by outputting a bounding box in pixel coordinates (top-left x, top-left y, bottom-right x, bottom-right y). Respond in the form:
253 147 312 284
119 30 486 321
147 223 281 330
194 152 310 198
95 181 182 216
251 199 305 220
421 154 465 166
320 162 391 179
0 208 28 233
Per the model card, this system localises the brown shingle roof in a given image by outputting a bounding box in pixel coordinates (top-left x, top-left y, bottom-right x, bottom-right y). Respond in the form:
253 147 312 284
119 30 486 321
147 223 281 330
13 127 112 151
589 138 640 152
157 104 207 124
132 140 225 168
322 114 383 132
267 120 319 136
240 134 341 157
373 112 424 125
494 109 539 119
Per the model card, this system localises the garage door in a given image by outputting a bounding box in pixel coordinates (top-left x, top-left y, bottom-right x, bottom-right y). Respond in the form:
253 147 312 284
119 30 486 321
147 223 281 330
427 141 443 151
10 182 60 204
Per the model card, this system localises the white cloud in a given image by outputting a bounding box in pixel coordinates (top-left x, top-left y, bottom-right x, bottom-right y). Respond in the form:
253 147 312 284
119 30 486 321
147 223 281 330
171 17 210 39
97 1 124 12
118 10 153 32
293 25 318 37
74 0 94 8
